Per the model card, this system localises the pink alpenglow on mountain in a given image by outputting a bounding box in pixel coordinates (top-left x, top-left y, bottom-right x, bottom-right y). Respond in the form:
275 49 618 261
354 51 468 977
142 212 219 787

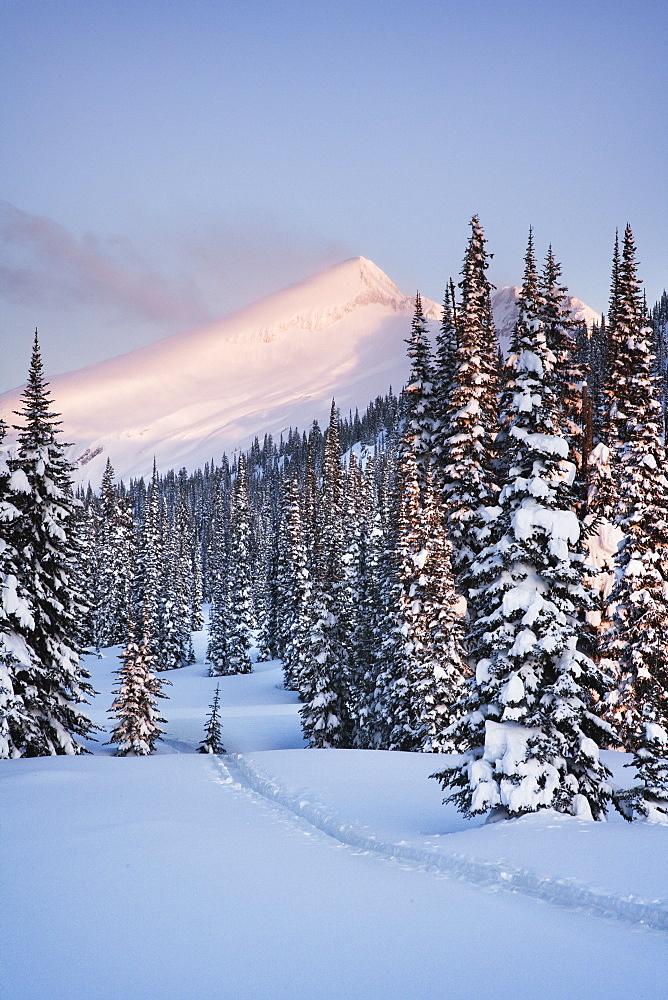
0 257 597 486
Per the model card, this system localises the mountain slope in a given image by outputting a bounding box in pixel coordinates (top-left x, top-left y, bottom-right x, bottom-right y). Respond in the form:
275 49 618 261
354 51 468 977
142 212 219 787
1 257 440 484
0 258 599 485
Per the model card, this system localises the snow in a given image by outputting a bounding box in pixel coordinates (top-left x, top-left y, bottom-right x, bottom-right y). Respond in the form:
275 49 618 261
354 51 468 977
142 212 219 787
1 622 666 999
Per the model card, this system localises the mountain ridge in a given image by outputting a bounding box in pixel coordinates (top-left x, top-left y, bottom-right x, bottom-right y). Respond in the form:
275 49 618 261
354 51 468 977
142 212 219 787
0 257 597 485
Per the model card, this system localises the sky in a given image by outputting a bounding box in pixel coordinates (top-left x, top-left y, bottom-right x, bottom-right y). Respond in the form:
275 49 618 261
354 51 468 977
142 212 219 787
1 0 666 391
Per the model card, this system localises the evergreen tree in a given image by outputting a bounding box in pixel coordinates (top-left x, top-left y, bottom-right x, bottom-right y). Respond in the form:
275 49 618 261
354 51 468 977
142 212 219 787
0 417 35 758
281 473 313 691
377 453 467 752
198 684 226 754
96 459 133 648
614 722 668 824
299 402 350 747
224 454 255 673
440 216 499 596
431 279 458 485
599 225 668 744
539 247 585 483
108 622 170 755
433 234 612 821
208 455 254 675
9 333 96 755
402 293 436 491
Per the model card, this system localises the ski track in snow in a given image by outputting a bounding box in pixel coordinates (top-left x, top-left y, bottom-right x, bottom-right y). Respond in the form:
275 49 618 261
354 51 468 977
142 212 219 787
214 752 668 934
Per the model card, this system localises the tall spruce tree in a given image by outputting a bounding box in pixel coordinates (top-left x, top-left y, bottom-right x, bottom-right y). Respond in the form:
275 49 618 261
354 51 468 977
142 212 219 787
0 417 35 757
440 216 499 598
108 620 170 755
299 402 350 747
96 459 133 648
9 333 96 755
433 234 612 821
402 293 436 492
598 225 668 745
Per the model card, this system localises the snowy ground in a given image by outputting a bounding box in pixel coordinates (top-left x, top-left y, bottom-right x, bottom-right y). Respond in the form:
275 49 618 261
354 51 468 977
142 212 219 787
1 624 666 999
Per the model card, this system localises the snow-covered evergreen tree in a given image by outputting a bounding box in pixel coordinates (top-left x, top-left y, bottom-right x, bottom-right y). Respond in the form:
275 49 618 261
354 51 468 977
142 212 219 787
0 417 35 758
8 332 96 755
225 454 255 673
539 247 585 481
208 455 254 675
108 621 170 755
198 684 226 754
376 452 467 752
440 216 499 596
598 225 668 744
96 459 133 648
281 473 313 691
131 462 163 660
402 293 436 492
431 279 458 485
614 722 668 824
299 402 350 747
433 235 612 821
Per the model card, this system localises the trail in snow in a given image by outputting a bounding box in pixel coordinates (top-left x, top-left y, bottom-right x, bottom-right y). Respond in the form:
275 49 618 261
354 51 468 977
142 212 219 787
221 752 668 933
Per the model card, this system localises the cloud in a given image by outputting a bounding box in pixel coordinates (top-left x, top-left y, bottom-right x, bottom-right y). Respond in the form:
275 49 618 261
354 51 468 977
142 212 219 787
0 201 208 328
0 202 350 332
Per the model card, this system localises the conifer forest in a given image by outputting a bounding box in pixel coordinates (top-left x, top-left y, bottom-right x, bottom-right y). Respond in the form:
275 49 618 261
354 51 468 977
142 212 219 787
2 218 668 827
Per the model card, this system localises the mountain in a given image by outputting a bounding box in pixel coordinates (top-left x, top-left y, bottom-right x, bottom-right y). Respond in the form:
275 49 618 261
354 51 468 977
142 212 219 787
492 284 600 353
0 258 599 485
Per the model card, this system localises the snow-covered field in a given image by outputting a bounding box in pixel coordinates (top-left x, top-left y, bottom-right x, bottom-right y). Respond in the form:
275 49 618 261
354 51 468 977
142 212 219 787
1 623 666 1000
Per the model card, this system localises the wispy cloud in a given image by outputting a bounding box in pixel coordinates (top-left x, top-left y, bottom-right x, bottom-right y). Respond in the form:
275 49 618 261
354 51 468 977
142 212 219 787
0 201 208 327
0 202 348 328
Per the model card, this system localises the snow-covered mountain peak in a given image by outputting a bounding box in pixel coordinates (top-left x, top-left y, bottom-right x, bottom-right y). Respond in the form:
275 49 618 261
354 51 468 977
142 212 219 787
0 257 440 485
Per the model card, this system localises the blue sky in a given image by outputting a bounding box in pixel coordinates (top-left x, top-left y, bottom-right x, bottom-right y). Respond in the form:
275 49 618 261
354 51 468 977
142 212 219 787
1 0 666 389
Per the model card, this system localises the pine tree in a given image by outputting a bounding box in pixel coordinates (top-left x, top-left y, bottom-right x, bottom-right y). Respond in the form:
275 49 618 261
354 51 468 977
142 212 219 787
108 622 170 755
225 454 255 673
281 473 313 691
402 293 436 491
539 247 585 482
198 685 226 754
440 216 499 597
599 225 668 744
96 459 133 648
433 234 612 821
377 453 467 752
431 279 458 486
0 417 35 758
299 402 350 747
131 462 163 661
9 332 96 755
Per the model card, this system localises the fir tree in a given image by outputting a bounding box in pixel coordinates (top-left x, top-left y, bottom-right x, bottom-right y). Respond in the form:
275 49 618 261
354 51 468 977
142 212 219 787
377 453 467 752
9 332 96 755
299 402 350 747
96 459 133 648
198 685 226 754
599 225 668 744
402 293 436 491
440 216 499 597
224 454 255 673
108 622 170 755
539 247 585 484
0 417 35 758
